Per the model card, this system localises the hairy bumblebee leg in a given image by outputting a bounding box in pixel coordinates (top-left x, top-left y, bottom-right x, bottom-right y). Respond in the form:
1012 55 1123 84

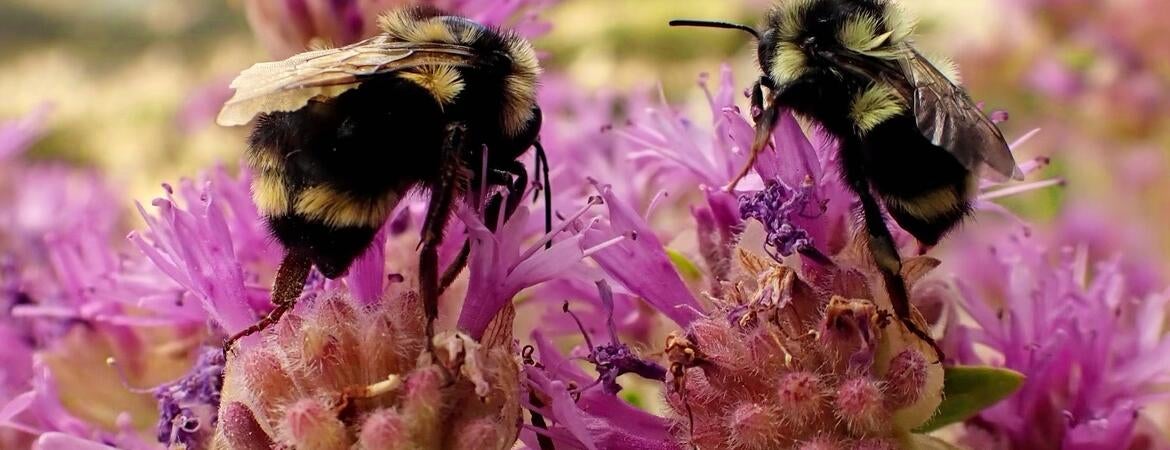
728 99 781 192
749 78 765 119
856 189 945 362
502 159 529 219
419 123 467 343
222 249 312 356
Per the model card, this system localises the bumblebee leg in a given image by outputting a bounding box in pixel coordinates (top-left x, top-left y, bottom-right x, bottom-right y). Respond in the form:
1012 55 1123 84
222 249 312 356
419 123 468 342
749 78 765 120
534 141 553 245
855 188 945 362
728 96 781 192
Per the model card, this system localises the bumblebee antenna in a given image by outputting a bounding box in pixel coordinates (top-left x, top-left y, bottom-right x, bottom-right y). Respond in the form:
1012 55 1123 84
533 141 553 249
669 20 760 40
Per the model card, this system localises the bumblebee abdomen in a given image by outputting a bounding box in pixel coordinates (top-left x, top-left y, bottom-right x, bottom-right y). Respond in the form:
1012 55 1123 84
247 77 450 278
862 114 975 246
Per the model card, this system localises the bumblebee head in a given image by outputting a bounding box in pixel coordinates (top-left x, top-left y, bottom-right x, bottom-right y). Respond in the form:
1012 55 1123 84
672 0 915 87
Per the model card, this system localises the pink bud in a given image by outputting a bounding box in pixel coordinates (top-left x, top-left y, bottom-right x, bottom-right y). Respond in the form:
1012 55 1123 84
797 435 844 450
884 349 928 408
689 319 750 385
450 418 505 450
239 349 294 417
402 366 445 445
280 398 350 449
777 371 825 427
727 402 784 450
357 410 408 450
219 402 275 450
834 377 887 435
855 438 899 450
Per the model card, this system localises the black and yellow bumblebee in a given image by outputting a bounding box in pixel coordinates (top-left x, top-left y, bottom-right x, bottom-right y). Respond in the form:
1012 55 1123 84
672 0 1023 358
216 6 547 348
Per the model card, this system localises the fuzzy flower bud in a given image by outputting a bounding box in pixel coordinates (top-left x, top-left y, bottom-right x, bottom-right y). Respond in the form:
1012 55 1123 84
357 410 408 450
884 349 929 409
727 402 785 450
777 372 826 427
281 398 349 449
834 377 887 436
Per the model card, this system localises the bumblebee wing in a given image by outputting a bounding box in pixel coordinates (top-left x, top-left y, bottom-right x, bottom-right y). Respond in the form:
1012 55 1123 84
900 50 1023 181
217 37 477 126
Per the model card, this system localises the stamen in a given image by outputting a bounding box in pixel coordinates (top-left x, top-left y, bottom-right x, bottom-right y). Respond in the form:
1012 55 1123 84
106 357 156 394
582 235 627 258
979 178 1065 200
517 196 602 262
562 302 596 351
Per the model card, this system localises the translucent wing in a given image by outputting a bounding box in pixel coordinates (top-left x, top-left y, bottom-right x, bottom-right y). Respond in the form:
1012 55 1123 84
217 36 477 126
900 50 1023 181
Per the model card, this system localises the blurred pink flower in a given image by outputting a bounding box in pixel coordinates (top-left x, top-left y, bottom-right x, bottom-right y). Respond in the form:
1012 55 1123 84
0 104 51 162
942 232 1170 449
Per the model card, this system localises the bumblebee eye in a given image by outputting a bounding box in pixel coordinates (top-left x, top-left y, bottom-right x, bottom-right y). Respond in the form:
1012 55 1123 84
802 36 817 49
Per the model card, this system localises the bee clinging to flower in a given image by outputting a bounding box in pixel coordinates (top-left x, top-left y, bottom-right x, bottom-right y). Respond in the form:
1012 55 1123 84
671 0 1023 358
216 6 547 350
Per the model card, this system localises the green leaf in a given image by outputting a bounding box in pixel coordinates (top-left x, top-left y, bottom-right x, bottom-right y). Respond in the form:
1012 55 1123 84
915 365 1025 432
666 248 703 281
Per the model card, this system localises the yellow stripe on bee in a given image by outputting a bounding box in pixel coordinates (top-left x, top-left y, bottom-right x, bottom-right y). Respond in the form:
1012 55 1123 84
501 34 541 137
378 11 458 43
772 0 817 40
295 185 400 228
883 187 963 221
838 14 885 52
399 65 466 105
247 149 284 172
850 84 905 134
252 173 289 216
770 42 807 85
882 0 918 44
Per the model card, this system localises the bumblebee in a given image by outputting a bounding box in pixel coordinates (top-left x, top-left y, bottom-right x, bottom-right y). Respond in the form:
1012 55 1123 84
672 0 1022 358
216 6 546 348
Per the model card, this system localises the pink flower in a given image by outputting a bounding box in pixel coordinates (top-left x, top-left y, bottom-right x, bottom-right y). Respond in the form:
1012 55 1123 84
0 104 51 162
456 200 617 340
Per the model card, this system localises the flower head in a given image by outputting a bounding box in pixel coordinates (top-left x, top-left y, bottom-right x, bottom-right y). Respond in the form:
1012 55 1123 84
662 248 943 449
153 346 224 449
942 232 1170 449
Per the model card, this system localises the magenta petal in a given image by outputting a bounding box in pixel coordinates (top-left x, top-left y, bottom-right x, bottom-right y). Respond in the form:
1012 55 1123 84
456 205 593 339
771 110 822 188
584 182 701 327
346 226 388 305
